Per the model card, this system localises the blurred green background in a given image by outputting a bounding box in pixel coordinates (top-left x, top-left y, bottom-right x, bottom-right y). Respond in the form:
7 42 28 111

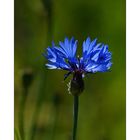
14 0 126 140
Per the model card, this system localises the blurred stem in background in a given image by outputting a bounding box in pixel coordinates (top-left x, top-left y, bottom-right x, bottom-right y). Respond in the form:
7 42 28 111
44 93 61 140
30 0 54 140
42 0 54 41
15 128 22 140
29 89 44 140
72 96 79 140
18 88 27 140
18 69 34 140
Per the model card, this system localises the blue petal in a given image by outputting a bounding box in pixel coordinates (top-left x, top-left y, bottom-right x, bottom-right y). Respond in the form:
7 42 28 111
44 37 112 74
83 37 91 53
84 61 112 73
83 37 98 56
87 38 97 54
59 37 78 59
81 39 112 73
44 37 79 71
45 64 58 69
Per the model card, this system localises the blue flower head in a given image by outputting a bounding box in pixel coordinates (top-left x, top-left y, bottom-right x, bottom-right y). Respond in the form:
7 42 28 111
43 37 112 95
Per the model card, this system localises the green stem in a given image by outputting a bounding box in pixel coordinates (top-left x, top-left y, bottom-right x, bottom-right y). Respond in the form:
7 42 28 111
72 96 79 140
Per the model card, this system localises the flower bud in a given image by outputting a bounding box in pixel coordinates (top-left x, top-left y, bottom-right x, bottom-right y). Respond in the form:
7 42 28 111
68 72 84 96
22 68 34 89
